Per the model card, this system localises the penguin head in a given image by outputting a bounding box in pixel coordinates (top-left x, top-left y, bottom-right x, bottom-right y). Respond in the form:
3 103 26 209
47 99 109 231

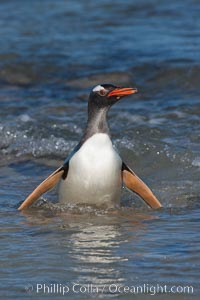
89 84 138 108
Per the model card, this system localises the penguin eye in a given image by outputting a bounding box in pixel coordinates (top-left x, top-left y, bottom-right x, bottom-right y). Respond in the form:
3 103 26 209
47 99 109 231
99 89 107 96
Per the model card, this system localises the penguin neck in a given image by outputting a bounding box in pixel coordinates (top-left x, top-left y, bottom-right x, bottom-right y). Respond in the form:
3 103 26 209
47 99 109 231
82 104 110 142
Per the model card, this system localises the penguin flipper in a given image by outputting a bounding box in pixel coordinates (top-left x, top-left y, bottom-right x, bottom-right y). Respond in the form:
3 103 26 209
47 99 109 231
18 165 67 211
122 162 162 209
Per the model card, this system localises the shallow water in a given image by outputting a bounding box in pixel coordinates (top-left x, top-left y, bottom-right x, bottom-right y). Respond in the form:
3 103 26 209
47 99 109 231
0 0 199 299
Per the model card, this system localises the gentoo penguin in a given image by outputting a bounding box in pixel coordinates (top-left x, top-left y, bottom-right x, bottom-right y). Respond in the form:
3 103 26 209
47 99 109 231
18 84 162 211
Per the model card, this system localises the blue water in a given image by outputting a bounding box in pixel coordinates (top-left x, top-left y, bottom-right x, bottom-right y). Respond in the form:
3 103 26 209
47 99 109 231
0 0 199 299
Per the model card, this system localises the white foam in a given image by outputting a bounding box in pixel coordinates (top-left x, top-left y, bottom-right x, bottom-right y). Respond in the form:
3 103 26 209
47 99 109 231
192 157 200 167
19 114 32 122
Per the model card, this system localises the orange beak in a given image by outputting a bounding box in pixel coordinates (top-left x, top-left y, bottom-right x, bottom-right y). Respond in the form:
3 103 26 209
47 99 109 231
108 87 138 97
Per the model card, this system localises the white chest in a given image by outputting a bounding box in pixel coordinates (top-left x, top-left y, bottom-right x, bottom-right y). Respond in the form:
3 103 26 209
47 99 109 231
59 133 122 207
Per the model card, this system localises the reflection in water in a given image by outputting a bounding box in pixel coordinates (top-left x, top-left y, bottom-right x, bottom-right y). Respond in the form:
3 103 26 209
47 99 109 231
69 224 126 285
63 212 151 289
20 207 150 288
2 204 199 299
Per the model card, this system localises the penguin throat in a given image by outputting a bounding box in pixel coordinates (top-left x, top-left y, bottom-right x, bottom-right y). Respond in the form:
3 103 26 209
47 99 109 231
84 106 110 141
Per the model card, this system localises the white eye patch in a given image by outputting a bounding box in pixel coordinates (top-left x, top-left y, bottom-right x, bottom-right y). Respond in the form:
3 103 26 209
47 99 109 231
92 85 104 92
